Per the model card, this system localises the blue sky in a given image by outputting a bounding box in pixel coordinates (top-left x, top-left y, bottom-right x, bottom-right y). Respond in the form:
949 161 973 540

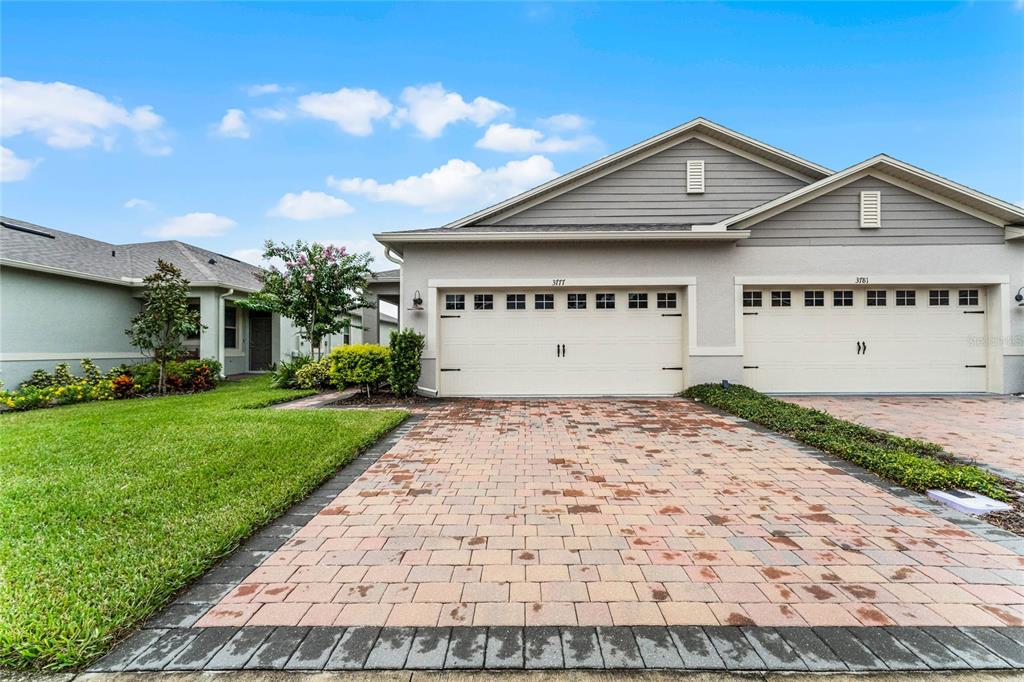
2 2 1022 267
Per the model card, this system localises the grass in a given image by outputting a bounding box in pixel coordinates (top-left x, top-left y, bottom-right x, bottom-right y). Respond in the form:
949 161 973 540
0 376 407 671
684 383 1008 501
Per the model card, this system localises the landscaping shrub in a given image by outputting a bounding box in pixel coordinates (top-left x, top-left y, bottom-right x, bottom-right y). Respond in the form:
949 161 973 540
270 355 312 389
329 344 390 396
295 358 332 389
684 383 1008 500
389 328 425 397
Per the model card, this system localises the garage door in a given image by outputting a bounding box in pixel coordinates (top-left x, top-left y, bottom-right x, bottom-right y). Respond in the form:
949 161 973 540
439 287 686 396
743 286 988 393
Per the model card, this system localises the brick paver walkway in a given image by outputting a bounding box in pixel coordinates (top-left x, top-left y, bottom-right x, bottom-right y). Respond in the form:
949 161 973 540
195 400 1024 630
784 395 1024 479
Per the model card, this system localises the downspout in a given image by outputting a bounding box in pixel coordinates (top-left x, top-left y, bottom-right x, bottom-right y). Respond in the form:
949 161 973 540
217 288 234 377
384 246 403 266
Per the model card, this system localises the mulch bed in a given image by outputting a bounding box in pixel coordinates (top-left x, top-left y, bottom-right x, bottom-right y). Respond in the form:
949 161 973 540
333 390 441 408
984 480 1024 537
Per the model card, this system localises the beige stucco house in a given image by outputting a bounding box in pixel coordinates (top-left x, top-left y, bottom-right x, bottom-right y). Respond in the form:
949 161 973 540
375 118 1024 397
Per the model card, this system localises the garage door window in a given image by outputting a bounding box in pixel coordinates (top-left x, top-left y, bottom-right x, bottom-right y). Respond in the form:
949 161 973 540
596 293 615 309
657 292 677 309
474 294 494 310
771 291 791 307
445 294 465 310
804 291 824 307
628 293 648 309
568 293 587 309
506 294 526 310
929 290 949 306
866 290 887 306
833 290 854 307
958 289 979 306
896 290 916 306
743 291 762 308
535 293 554 310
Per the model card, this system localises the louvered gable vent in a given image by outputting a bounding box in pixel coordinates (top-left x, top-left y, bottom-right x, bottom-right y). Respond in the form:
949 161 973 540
686 159 705 194
860 190 882 228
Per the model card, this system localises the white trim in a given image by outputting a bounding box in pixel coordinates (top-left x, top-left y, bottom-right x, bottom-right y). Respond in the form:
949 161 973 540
377 230 749 249
718 155 1024 230
0 351 147 361
1006 226 1024 240
690 347 743 357
429 276 698 288
735 275 1010 285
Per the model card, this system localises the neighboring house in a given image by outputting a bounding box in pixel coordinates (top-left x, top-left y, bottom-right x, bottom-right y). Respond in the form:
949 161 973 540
375 118 1024 397
378 312 398 343
0 217 313 387
359 268 400 345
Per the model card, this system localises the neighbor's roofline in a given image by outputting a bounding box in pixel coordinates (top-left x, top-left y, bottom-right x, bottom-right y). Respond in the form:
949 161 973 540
421 117 833 233
0 258 258 292
711 153 1024 230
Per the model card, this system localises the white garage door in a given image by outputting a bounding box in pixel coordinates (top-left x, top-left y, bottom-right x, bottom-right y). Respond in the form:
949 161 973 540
439 287 686 396
743 286 988 393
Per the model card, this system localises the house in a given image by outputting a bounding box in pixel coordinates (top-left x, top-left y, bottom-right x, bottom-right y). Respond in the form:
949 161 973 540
375 118 1024 397
0 217 365 386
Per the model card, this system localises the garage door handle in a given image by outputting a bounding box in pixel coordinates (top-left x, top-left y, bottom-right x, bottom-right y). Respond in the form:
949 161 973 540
862 341 867 354
963 310 984 314
965 364 986 368
556 344 561 357
662 367 684 371
661 313 682 317
856 341 863 355
561 344 566 356
440 314 461 319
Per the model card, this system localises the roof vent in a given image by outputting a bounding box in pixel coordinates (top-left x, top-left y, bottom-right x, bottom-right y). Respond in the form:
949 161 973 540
1 221 55 239
208 258 217 265
111 249 116 257
686 160 705 194
860 191 882 228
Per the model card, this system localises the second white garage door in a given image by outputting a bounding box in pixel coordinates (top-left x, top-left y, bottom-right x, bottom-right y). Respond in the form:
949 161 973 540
438 287 686 396
743 286 988 393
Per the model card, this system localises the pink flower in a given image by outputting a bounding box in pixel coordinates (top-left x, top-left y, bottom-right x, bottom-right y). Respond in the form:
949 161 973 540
305 274 314 282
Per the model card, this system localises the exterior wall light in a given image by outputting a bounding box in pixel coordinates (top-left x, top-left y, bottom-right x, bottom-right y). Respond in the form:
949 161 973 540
410 290 424 311
1015 287 1023 306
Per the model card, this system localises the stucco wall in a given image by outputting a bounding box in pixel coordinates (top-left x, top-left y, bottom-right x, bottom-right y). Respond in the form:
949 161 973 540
399 239 1023 393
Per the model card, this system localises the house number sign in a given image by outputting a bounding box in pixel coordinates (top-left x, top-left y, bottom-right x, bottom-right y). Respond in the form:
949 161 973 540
552 279 566 286
855 277 869 284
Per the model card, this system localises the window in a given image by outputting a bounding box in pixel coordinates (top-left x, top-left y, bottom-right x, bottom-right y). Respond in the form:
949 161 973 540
958 289 979 306
656 292 677 309
596 293 615 309
474 294 493 310
896 290 916 306
186 302 201 340
833 290 854 307
534 293 554 310
771 291 791 307
686 159 705 194
743 291 763 308
866 290 887 307
628 293 648 309
567 293 587 310
506 293 526 310
224 305 238 349
929 289 949 306
859 190 882 228
804 290 824 307
445 294 465 310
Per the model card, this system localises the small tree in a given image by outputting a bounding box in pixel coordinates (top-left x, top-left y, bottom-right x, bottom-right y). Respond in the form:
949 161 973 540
126 260 204 394
239 241 372 359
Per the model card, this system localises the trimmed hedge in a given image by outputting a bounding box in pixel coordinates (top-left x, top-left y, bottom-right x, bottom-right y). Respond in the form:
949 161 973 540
329 344 390 395
683 383 1008 501
389 329 425 398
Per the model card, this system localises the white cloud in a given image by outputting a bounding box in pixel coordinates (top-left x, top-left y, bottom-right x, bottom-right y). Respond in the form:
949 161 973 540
216 108 250 138
268 191 354 220
253 107 287 121
330 155 557 212
540 113 589 131
246 83 283 96
150 212 237 238
0 77 169 153
297 87 392 136
476 123 597 153
124 198 154 210
393 83 509 138
1 146 35 182
230 248 268 266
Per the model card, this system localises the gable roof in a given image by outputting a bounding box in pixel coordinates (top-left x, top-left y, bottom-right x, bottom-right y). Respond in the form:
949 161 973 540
377 118 831 243
0 216 265 290
711 154 1024 231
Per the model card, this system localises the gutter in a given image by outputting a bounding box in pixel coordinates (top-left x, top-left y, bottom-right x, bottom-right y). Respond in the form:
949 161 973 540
0 259 257 292
375 229 751 254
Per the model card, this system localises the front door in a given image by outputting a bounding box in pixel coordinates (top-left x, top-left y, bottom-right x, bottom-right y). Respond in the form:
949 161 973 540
249 312 273 371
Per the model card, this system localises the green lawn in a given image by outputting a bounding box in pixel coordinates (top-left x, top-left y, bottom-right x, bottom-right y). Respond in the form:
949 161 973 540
0 376 407 671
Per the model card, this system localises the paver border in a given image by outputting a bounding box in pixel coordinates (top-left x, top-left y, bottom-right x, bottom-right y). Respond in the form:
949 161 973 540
91 400 1024 674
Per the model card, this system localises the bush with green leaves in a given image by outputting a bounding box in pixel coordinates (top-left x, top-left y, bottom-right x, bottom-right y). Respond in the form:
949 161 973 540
683 383 1008 500
329 344 390 396
389 328 425 398
128 359 222 393
270 355 313 389
295 358 332 389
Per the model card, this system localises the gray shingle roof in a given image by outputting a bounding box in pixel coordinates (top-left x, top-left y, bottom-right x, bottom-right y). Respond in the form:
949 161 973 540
380 223 696 235
371 268 400 280
1 216 263 291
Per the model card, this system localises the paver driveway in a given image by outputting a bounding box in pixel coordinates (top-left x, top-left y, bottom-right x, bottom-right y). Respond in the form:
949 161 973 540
196 400 1024 630
784 395 1024 480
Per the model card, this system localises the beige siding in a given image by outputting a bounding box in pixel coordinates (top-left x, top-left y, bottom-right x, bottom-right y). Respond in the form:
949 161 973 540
744 176 1005 246
486 138 807 226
